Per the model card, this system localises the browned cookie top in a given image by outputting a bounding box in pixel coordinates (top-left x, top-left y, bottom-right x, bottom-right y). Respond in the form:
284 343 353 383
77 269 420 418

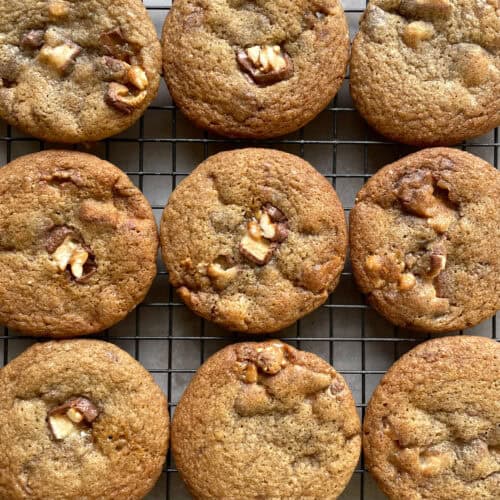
350 148 500 333
172 340 361 499
364 335 500 499
0 0 161 143
0 150 158 337
350 0 500 146
162 0 349 138
0 339 169 500
160 148 347 333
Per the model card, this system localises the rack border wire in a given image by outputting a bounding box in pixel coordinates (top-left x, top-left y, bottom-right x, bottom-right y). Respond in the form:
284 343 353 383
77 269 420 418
0 2 498 499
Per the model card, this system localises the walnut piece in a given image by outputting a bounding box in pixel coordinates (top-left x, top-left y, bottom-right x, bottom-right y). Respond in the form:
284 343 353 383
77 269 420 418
255 343 286 374
236 342 288 378
127 66 148 90
20 30 45 50
239 205 288 265
239 224 273 265
365 255 383 272
399 272 416 291
241 362 258 383
48 0 69 18
207 262 239 290
105 82 147 114
39 41 81 75
48 397 99 440
396 170 456 233
428 253 446 279
237 45 293 85
51 236 89 279
402 21 435 48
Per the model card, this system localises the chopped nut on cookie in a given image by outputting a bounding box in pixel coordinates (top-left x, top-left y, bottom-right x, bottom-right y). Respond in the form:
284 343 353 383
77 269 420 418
239 205 289 265
399 272 416 291
48 0 70 18
237 45 293 85
127 65 148 90
239 227 272 265
48 233 96 281
105 82 147 114
207 262 239 290
20 30 45 50
39 40 81 75
402 21 434 48
48 396 99 440
396 170 457 232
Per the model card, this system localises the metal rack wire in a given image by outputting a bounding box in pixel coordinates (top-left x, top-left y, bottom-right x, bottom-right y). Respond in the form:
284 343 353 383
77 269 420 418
0 1 498 499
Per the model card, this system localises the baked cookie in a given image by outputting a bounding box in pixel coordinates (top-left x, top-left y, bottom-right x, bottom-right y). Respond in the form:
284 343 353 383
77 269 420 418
350 148 500 333
364 335 500 499
0 150 158 337
350 0 500 146
0 0 161 143
0 339 169 499
172 340 361 499
162 0 349 138
160 148 347 333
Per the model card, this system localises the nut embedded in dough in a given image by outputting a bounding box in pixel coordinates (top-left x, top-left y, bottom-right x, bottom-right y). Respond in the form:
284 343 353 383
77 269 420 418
51 236 89 279
428 253 446 278
127 65 149 90
39 41 81 75
402 21 435 48
48 0 70 18
47 396 99 440
239 221 273 265
207 262 239 289
105 82 148 114
237 45 294 85
20 30 45 50
399 272 417 290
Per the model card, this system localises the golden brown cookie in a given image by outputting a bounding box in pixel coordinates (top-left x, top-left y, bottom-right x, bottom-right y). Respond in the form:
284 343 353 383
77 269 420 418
172 340 361 499
0 339 169 499
0 150 158 337
162 0 349 138
0 0 161 143
364 335 500 499
350 0 500 146
160 148 347 333
350 148 500 333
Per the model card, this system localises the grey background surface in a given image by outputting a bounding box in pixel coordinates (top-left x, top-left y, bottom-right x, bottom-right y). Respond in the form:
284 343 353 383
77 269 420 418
0 1 498 498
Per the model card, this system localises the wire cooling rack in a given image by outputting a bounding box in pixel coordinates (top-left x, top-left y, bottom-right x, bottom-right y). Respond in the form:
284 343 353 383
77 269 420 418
0 1 498 498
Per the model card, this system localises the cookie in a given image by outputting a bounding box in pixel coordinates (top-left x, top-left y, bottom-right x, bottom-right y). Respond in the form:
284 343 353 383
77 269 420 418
0 339 169 499
350 148 500 333
172 340 361 499
162 0 349 138
364 335 500 499
160 148 347 333
0 0 161 143
0 150 158 337
350 0 500 146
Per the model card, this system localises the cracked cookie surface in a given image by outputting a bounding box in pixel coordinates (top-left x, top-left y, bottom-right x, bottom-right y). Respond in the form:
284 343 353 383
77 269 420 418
350 0 500 146
0 150 158 337
161 0 349 138
0 339 169 500
172 340 361 499
0 0 161 143
160 148 347 333
350 147 500 333
364 335 500 499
